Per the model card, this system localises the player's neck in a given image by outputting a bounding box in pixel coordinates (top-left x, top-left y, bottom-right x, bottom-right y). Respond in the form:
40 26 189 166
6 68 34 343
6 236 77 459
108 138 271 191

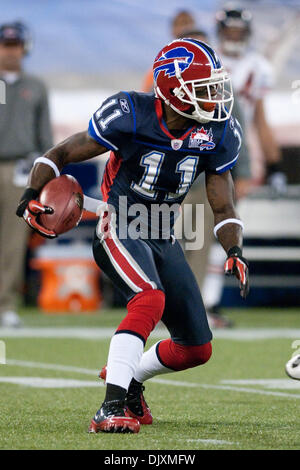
162 102 192 131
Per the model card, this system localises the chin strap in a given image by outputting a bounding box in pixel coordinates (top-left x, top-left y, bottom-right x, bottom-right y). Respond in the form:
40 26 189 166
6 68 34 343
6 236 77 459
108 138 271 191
169 101 214 124
192 108 215 123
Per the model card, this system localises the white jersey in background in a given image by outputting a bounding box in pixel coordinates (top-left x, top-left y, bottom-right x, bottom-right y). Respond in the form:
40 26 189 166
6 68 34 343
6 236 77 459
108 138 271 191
221 50 274 124
200 50 275 318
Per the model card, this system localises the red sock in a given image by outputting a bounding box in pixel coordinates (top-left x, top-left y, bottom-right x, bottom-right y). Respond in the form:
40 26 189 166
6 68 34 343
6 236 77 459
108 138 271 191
157 339 212 371
116 290 165 343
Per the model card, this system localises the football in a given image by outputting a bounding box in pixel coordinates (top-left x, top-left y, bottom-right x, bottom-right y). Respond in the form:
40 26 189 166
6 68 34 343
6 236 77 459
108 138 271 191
285 354 300 380
38 174 83 235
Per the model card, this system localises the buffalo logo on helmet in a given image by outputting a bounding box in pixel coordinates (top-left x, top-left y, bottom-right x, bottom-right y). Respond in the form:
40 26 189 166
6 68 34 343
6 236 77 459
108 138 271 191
153 47 194 82
189 127 215 150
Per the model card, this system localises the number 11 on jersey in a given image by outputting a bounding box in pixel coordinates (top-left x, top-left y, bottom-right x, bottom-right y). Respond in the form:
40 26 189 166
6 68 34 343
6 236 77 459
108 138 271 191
131 151 199 200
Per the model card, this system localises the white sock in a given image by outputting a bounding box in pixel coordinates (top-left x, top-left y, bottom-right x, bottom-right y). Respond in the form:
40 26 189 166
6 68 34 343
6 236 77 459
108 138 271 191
134 341 173 383
106 333 144 390
202 243 226 308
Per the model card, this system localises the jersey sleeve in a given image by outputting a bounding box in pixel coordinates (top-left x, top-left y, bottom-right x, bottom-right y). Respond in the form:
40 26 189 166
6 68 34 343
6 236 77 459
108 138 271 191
205 116 242 174
88 92 134 152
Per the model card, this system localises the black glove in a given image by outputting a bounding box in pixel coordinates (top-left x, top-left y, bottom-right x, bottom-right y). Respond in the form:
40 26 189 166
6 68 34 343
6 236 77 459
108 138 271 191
224 246 250 299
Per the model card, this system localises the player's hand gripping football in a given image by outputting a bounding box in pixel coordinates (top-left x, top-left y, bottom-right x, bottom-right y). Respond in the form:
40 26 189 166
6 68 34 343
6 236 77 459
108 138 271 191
224 246 249 299
16 188 57 239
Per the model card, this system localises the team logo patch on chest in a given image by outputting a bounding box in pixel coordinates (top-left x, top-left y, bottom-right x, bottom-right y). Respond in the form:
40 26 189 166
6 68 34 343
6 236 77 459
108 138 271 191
188 127 216 151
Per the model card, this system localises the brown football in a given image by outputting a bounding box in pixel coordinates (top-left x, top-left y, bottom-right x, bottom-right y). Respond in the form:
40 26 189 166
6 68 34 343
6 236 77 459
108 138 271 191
38 174 83 235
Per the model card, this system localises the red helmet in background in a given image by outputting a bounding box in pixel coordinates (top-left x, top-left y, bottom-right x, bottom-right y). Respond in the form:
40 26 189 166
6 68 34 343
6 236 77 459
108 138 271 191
153 38 233 123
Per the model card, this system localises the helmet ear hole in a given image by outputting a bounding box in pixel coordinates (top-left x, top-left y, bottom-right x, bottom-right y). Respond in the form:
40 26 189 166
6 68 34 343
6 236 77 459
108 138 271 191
172 88 191 110
172 87 180 97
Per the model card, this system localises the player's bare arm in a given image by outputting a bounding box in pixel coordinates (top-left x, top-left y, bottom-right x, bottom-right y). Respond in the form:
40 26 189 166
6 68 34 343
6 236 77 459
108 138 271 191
205 170 242 252
206 170 249 298
16 131 107 238
28 131 107 191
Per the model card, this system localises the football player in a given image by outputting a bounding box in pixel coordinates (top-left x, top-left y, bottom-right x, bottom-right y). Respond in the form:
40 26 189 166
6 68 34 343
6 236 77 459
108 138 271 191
216 3 285 190
17 39 249 433
198 4 286 322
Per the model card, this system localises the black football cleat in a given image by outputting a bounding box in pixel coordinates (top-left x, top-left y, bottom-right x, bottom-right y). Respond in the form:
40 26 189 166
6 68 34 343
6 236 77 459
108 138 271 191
126 378 153 425
99 366 153 425
88 400 140 434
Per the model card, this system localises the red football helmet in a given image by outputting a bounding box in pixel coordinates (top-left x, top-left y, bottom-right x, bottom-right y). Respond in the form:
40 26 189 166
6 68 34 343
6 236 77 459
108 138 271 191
153 38 233 123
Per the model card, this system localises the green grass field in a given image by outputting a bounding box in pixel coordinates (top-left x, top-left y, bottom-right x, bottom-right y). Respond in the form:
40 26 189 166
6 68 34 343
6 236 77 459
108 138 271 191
1 307 300 450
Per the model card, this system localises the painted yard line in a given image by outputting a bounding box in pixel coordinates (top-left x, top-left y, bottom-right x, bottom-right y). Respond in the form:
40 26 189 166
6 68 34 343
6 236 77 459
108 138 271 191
198 383 300 399
7 359 100 376
185 439 236 446
0 327 116 339
152 377 300 399
222 379 300 390
213 329 300 340
6 359 300 400
2 327 300 341
0 377 100 388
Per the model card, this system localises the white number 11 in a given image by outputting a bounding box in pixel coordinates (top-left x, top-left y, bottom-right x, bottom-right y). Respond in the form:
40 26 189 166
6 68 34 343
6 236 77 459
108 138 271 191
131 151 198 200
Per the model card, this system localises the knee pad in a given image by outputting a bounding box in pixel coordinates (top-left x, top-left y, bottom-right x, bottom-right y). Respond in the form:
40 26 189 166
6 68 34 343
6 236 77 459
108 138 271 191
157 339 212 371
116 289 165 344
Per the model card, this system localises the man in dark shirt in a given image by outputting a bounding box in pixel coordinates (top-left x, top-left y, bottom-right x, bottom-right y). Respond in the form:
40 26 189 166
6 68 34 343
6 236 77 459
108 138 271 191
0 22 52 327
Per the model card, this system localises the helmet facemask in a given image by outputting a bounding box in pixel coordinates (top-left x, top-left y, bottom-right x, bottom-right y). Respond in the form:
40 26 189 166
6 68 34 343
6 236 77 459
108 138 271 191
170 60 234 123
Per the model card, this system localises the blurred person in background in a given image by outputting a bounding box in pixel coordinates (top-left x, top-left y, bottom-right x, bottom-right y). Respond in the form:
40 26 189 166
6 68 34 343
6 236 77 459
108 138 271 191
141 10 196 92
0 22 53 327
216 3 286 193
195 3 287 321
170 9 196 38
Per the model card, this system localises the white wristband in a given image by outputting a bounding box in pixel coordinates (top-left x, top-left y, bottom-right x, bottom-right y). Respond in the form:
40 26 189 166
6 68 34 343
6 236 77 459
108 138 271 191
214 218 244 239
34 157 60 178
83 195 107 215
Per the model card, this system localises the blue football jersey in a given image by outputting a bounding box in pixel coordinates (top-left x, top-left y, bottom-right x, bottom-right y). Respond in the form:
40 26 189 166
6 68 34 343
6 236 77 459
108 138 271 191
88 91 242 235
